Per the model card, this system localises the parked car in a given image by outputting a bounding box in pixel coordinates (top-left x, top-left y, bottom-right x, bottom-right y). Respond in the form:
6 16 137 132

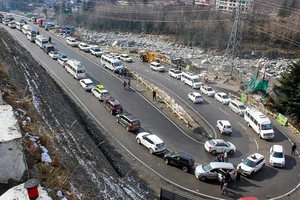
90 45 104 57
120 54 133 62
269 145 285 167
200 85 216 97
104 99 123 115
195 162 236 182
79 42 90 52
164 152 195 173
204 139 236 155
48 51 60 60
188 92 204 104
79 79 94 91
91 88 110 101
116 113 141 132
214 92 231 105
136 132 166 154
216 120 232 136
150 62 165 72
229 100 247 116
169 69 182 79
237 153 265 178
66 37 79 47
57 55 68 67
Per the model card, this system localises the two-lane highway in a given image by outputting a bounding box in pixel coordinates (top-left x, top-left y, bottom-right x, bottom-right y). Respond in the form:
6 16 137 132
2 21 299 199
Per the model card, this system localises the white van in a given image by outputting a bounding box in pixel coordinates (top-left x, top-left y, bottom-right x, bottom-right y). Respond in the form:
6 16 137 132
150 62 165 72
15 21 25 31
244 107 274 140
101 54 123 73
27 30 37 42
229 99 247 116
181 71 202 89
65 59 86 79
22 24 32 35
35 35 48 48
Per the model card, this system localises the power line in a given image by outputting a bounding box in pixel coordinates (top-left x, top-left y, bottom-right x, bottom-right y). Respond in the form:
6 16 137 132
255 0 300 13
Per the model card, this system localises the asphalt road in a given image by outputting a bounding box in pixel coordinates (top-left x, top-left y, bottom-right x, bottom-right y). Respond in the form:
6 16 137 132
2 22 299 199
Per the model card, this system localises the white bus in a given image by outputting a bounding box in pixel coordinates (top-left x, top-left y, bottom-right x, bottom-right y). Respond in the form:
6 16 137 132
65 59 86 79
181 71 202 89
101 54 123 73
21 24 32 35
27 30 37 42
244 107 274 140
35 35 48 48
16 21 25 31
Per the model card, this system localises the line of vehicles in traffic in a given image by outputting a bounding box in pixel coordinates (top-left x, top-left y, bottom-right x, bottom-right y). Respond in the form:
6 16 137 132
6 19 287 185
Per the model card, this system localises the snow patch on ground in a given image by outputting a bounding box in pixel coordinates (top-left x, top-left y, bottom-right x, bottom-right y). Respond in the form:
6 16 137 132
40 145 52 163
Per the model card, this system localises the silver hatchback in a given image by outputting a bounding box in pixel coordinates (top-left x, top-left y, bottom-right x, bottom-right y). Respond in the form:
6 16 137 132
195 162 236 181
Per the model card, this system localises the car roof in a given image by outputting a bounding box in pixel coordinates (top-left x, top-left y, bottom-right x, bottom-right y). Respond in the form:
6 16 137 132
109 99 120 105
231 99 244 105
219 120 231 125
191 92 201 96
272 145 284 152
217 92 227 96
80 42 88 45
209 162 235 169
212 139 225 144
123 113 138 120
147 134 164 144
100 89 108 93
150 62 160 65
174 152 193 160
81 79 93 84
247 153 264 161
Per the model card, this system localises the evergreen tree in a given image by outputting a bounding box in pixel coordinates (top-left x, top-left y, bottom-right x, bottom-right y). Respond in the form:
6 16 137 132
275 60 300 120
278 0 289 17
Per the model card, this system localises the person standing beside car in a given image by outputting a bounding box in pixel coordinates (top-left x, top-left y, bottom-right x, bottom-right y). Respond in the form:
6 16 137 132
292 143 297 155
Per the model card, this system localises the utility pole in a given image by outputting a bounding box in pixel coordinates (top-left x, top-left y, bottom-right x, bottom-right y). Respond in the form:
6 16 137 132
225 0 243 79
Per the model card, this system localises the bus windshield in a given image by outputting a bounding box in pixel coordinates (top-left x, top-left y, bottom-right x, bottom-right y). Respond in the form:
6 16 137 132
113 62 122 67
193 78 201 83
261 123 272 130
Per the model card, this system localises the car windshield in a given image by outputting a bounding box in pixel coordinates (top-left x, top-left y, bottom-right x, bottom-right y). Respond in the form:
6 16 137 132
85 83 93 87
93 48 100 52
208 140 215 146
174 70 182 74
82 44 88 47
77 69 85 73
239 105 246 110
207 88 213 91
243 158 256 168
222 95 229 99
42 41 48 44
193 78 201 83
114 105 121 109
71 39 76 42
261 123 272 130
102 92 109 95
202 163 212 172
196 96 202 99
114 62 122 67
272 152 284 158
156 143 165 148
132 120 140 126
224 142 230 147
123 55 129 58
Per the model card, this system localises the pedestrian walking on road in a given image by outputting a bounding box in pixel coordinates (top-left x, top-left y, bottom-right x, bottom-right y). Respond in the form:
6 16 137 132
224 151 228 162
292 143 297 155
236 166 242 182
221 182 228 195
220 175 225 190
124 68 127 77
119 68 123 77
127 79 131 90
225 172 231 183
123 81 127 90
152 90 157 101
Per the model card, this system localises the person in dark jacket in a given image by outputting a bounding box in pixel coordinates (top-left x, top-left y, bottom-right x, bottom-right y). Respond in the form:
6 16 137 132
292 143 297 155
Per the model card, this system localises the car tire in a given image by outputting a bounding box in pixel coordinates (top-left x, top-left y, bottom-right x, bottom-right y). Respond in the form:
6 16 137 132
259 134 262 139
229 150 234 154
126 126 130 132
182 166 188 173
247 122 251 127
164 159 169 165
199 176 207 181
249 172 254 178
110 110 114 115
211 150 217 155
149 148 154 154
136 138 140 144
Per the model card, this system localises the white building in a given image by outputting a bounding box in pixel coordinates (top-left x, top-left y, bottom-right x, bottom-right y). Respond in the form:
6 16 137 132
0 105 26 183
195 0 215 6
216 0 254 12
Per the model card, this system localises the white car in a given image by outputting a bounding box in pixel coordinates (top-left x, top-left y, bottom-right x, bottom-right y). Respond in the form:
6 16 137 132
188 92 203 104
90 45 104 57
66 37 79 47
136 132 166 154
269 145 285 167
91 88 110 101
79 43 90 52
216 120 232 136
150 62 165 72
214 92 231 105
169 69 182 79
204 139 236 155
79 79 95 91
8 21 16 28
111 53 121 60
238 153 265 178
48 51 60 60
3 19 10 25
200 85 216 97
120 54 133 62
57 55 68 67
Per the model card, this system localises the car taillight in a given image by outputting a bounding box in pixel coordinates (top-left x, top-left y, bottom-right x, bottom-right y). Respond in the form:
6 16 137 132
129 123 133 127
222 128 224 131
111 105 114 110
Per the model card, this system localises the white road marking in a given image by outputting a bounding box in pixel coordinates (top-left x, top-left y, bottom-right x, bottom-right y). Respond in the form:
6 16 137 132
218 107 229 115
238 122 247 130
253 138 259 149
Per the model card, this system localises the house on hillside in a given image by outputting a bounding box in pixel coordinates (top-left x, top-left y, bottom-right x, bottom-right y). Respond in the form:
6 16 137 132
0 105 26 183
195 0 215 6
216 0 254 12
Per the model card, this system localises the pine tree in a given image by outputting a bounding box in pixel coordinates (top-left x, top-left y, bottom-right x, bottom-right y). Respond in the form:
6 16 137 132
275 60 300 120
